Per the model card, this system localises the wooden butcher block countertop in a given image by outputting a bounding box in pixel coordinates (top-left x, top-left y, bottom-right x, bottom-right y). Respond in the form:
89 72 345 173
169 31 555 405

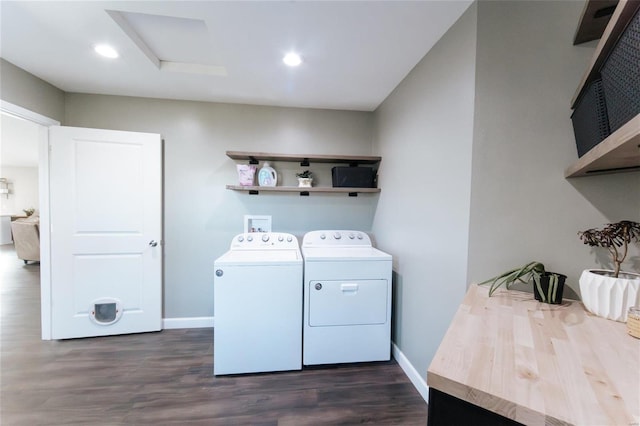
427 284 640 425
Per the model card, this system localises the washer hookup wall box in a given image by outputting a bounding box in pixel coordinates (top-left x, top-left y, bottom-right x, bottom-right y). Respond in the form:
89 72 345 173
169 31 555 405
244 215 272 233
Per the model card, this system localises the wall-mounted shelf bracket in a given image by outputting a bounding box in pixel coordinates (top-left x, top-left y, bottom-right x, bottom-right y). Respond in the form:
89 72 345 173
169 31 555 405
300 158 310 167
249 190 259 195
248 156 259 165
300 191 310 196
348 192 358 197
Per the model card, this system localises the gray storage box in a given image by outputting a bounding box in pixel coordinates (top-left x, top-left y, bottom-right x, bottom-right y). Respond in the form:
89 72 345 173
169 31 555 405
600 8 640 132
571 78 610 157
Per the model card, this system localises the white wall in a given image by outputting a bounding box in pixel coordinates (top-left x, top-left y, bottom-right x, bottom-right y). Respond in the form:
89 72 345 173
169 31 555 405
64 94 376 319
467 1 640 293
371 3 477 378
0 166 38 215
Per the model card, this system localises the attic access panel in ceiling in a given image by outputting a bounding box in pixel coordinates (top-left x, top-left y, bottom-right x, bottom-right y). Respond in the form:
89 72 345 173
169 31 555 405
107 10 227 75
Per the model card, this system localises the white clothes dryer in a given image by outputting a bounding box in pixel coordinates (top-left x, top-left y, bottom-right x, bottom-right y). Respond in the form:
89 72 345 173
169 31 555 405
213 232 302 375
302 230 392 365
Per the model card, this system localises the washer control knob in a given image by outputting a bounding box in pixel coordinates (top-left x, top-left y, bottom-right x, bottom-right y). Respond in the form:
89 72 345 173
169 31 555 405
334 232 341 240
287 236 293 242
247 235 253 242
237 235 244 242
278 235 284 242
348 233 355 239
262 234 270 242
357 233 363 240
315 283 322 290
215 269 223 277
320 234 326 240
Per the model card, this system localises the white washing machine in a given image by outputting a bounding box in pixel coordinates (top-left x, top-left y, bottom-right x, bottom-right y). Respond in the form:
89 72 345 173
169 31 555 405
213 232 302 375
302 230 392 365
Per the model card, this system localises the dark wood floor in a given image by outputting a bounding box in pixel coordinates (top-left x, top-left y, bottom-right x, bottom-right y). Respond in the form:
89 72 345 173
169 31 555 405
0 244 427 425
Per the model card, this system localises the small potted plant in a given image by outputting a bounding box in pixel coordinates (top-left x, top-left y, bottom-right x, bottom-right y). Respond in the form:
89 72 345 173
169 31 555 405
296 170 313 188
23 208 35 217
578 220 640 322
479 261 566 304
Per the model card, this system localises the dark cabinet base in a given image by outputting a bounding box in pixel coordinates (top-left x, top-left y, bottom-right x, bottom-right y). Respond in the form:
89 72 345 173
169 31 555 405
427 388 523 426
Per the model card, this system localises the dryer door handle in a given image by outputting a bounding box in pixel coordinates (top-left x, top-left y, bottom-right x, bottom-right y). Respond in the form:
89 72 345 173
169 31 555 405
341 283 359 293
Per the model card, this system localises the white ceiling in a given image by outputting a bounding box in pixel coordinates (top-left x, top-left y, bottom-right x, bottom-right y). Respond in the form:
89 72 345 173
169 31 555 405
0 1 472 112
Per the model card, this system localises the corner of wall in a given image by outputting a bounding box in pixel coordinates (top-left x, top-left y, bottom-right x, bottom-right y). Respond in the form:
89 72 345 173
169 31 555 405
0 58 65 123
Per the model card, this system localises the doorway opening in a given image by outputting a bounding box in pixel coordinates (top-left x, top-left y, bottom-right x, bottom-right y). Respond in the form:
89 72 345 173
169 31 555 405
0 100 59 340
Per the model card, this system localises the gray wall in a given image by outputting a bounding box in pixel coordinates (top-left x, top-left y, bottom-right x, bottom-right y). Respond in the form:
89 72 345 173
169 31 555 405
64 94 376 318
467 1 640 293
0 58 65 123
371 3 477 377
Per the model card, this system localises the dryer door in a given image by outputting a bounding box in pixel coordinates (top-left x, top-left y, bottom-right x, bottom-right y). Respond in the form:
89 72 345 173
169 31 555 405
308 279 388 326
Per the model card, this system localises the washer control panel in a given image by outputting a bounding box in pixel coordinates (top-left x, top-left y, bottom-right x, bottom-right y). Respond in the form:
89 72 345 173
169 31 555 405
229 232 298 250
302 230 371 247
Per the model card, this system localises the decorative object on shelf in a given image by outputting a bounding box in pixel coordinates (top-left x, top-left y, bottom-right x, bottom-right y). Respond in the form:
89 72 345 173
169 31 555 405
578 220 640 322
479 261 566 304
23 208 35 217
258 162 277 187
0 178 9 198
296 170 313 188
236 165 256 186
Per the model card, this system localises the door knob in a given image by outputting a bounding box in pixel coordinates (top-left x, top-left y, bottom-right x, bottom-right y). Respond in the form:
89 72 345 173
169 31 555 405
149 240 158 247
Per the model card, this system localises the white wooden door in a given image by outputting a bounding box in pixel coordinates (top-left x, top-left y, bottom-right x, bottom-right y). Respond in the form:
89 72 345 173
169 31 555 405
49 126 162 339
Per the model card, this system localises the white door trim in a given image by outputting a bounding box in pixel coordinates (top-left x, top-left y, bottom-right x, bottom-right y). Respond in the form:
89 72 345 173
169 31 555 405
0 100 60 126
0 100 59 340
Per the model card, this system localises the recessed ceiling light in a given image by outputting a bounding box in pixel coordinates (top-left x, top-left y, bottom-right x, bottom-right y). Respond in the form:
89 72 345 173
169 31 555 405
94 44 119 59
283 52 302 67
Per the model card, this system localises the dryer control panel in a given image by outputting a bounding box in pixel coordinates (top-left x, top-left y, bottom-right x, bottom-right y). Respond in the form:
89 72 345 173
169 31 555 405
228 232 299 250
302 230 372 247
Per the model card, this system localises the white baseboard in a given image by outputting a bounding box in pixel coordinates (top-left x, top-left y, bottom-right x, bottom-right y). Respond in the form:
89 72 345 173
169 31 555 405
392 342 429 403
162 316 214 329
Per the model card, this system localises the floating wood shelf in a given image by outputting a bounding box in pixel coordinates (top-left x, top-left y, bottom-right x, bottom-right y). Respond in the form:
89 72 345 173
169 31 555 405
225 151 382 195
567 0 640 177
573 0 619 45
226 151 381 166
565 112 640 177
571 0 640 107
226 185 381 196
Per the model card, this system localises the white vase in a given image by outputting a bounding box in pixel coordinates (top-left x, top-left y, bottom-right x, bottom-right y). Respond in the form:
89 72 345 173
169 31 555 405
579 269 640 322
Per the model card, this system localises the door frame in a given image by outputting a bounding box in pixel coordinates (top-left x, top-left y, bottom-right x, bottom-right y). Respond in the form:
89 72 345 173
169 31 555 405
0 100 59 340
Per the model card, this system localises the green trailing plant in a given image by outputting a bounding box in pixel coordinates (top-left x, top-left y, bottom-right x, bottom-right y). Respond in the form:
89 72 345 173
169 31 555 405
23 208 35 217
578 220 640 278
296 170 312 179
479 261 563 303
